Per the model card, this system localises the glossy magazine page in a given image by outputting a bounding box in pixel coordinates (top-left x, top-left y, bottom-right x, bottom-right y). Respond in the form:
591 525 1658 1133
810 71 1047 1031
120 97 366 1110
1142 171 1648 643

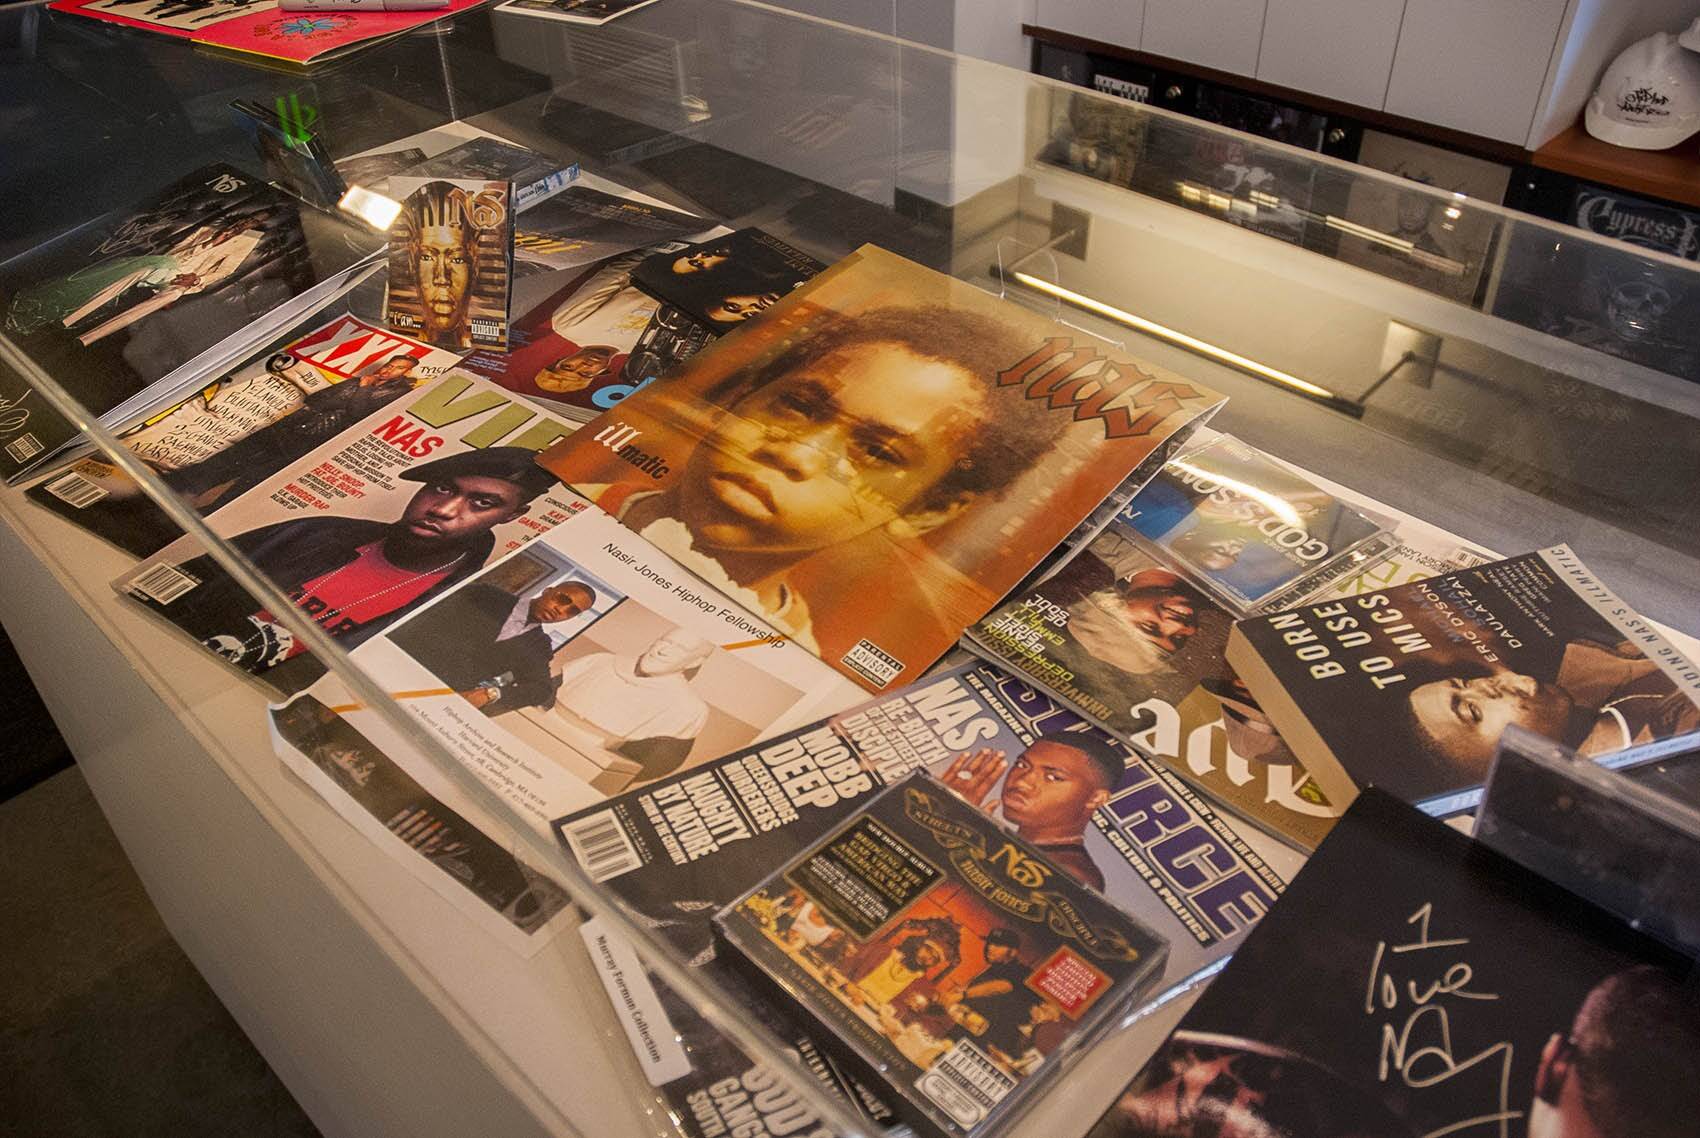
539 244 1226 692
28 301 460 557
263 506 867 951
0 163 370 479
114 371 583 695
46 0 495 65
553 660 1300 1138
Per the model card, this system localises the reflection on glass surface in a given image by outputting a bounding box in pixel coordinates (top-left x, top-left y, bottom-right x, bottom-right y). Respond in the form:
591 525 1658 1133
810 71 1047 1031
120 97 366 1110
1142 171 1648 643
3 4 1699 1137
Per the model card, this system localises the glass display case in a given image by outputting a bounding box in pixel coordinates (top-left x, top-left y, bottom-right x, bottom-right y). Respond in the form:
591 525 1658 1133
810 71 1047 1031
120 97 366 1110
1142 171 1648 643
2 3 1697 1138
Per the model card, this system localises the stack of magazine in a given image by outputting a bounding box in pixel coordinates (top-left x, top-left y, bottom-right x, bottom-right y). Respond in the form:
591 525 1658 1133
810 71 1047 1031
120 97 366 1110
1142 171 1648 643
11 123 1700 1138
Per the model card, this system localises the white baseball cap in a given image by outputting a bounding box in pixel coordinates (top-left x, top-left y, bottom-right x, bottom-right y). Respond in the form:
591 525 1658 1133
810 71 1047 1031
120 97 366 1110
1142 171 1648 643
1585 31 1700 150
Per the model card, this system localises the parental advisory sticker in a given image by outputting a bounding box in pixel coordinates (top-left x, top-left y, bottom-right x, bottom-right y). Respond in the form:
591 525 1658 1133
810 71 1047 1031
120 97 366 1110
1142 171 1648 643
916 1039 1015 1127
841 639 903 689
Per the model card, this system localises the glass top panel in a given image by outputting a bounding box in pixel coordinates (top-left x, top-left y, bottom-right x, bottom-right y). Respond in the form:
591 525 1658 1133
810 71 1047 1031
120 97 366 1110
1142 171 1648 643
3 6 1699 1137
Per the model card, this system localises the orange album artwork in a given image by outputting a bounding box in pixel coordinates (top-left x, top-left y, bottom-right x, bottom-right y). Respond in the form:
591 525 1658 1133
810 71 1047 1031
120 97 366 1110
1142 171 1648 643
537 245 1226 692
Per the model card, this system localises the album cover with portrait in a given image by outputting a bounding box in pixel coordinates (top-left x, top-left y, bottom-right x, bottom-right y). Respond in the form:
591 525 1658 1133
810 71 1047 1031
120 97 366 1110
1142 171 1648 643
629 227 824 332
1122 433 1392 613
716 771 1169 1138
1227 546 1700 815
539 244 1226 692
1085 788 1700 1138
556 658 1294 1138
384 176 515 352
0 163 371 481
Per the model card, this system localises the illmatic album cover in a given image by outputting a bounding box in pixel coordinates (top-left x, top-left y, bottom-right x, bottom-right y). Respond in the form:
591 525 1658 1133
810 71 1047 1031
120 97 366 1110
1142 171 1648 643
716 771 1169 1138
384 177 515 352
538 244 1226 692
1123 433 1390 613
1085 788 1700 1138
0 163 367 480
1227 546 1700 814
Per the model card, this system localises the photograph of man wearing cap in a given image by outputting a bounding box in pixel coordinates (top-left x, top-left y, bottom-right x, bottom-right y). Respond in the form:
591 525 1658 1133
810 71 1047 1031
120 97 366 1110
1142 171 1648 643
144 446 560 689
389 575 602 716
938 731 1126 891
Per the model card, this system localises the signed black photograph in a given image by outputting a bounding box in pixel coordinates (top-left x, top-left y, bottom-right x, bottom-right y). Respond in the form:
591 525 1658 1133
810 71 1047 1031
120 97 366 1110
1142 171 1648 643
1086 788 1699 1138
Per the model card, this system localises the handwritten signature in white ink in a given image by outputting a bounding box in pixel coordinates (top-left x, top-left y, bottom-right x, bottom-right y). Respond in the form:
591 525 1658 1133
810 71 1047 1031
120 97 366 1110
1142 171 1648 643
1365 902 1522 1138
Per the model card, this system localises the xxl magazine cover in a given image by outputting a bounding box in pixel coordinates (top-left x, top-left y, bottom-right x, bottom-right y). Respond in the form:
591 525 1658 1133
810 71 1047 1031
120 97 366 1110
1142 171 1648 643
536 244 1226 692
0 164 372 479
552 660 1301 1138
27 300 461 557
114 371 583 695
1084 788 1700 1138
265 506 868 951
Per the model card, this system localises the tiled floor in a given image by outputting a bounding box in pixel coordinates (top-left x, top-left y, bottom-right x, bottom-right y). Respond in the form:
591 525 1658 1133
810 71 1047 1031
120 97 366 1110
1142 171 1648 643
0 765 321 1138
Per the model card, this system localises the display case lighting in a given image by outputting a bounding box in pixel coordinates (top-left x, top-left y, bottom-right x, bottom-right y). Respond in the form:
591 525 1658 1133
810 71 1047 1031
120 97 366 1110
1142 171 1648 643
1323 214 1416 252
1008 270 1344 405
338 184 403 231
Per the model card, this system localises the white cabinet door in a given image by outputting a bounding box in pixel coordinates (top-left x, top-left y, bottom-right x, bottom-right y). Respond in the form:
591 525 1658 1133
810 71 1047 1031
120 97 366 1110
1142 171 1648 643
1031 0 1145 51
1384 0 1570 142
1142 0 1268 75
1257 0 1405 109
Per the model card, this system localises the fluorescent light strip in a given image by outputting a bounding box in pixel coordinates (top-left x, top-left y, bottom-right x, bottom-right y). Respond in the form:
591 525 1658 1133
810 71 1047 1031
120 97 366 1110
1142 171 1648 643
1324 214 1416 252
1010 270 1340 402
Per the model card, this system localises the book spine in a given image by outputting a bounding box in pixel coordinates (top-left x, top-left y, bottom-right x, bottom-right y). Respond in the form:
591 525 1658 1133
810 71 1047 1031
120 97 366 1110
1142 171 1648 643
1224 623 1362 809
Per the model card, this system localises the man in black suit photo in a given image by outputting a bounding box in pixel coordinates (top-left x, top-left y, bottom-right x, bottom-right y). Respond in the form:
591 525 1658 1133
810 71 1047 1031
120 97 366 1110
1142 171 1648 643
391 576 601 715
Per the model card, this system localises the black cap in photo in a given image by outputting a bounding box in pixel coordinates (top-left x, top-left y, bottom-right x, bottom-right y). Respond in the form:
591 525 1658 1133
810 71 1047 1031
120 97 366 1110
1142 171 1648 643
402 446 559 502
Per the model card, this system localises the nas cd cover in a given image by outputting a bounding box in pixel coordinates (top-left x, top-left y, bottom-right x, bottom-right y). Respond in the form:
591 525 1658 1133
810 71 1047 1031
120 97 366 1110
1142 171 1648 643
716 771 1169 1138
384 177 515 352
1122 433 1391 614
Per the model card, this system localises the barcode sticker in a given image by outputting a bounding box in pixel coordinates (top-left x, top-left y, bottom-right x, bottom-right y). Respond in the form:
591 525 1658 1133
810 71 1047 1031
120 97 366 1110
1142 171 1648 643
561 810 641 881
45 471 107 508
128 562 200 605
916 1039 1015 1127
5 433 42 464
